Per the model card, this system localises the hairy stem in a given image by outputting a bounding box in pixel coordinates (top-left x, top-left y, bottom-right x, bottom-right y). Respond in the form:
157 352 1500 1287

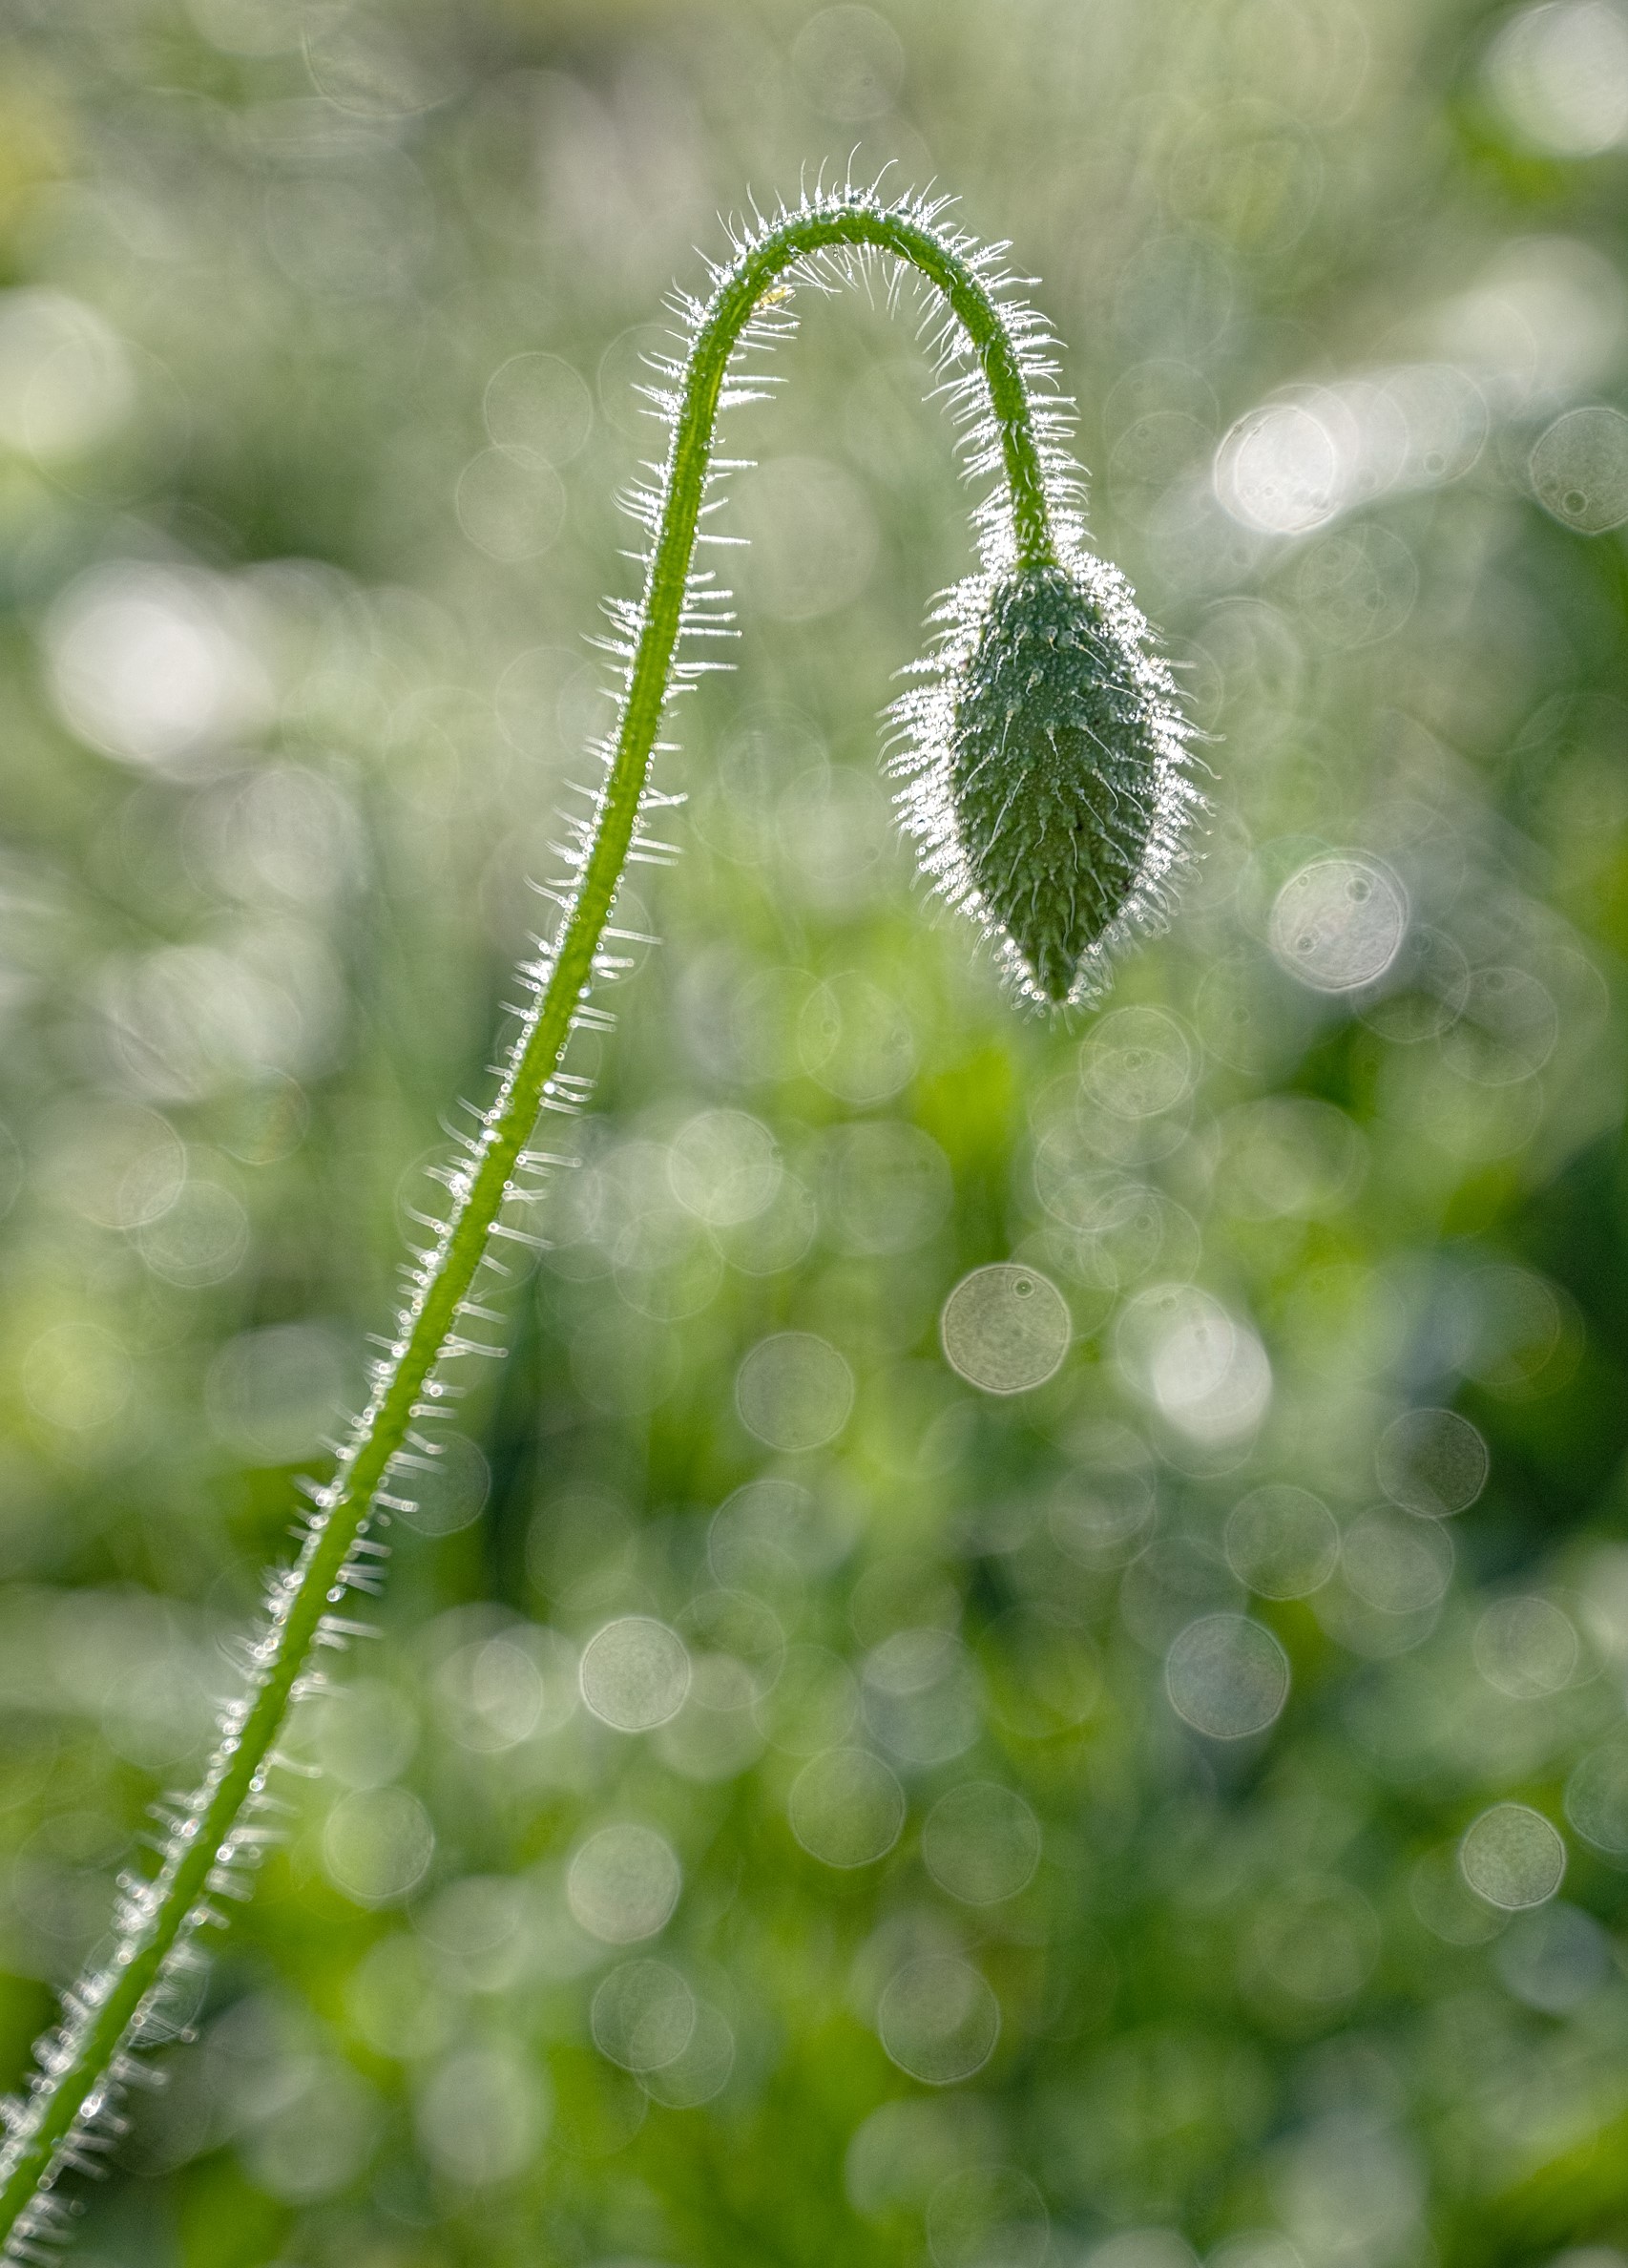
0 185 1058 2253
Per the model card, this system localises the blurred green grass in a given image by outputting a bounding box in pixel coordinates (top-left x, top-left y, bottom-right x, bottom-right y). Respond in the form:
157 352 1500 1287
5 2 1628 2266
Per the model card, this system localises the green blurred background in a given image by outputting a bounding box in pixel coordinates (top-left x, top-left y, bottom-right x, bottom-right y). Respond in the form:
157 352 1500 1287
5 1 1628 2264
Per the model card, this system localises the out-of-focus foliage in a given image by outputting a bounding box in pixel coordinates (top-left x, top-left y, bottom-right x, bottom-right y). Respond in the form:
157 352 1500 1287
4 3 1628 2267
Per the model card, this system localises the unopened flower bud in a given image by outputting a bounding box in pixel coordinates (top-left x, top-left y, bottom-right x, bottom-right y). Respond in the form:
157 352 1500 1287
892 553 1200 1006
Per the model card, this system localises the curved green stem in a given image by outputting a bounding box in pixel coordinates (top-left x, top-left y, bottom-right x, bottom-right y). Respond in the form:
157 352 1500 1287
0 187 1057 2254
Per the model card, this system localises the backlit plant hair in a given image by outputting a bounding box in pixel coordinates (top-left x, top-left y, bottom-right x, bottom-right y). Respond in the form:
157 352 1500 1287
0 179 1195 2258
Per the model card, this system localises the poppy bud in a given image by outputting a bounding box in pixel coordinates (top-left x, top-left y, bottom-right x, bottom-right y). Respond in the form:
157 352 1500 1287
893 553 1200 1006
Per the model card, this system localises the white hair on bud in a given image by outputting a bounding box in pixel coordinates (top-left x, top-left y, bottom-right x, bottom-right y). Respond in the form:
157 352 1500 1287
888 551 1204 1009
